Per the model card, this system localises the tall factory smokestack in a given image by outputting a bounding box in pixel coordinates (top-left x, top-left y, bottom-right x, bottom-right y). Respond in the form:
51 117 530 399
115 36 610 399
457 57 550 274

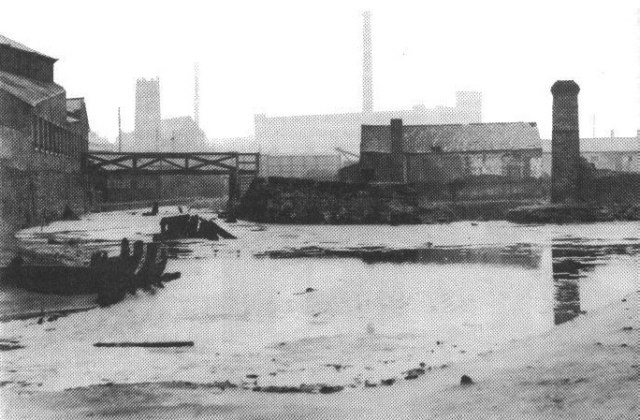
362 11 373 114
551 80 581 203
194 63 200 127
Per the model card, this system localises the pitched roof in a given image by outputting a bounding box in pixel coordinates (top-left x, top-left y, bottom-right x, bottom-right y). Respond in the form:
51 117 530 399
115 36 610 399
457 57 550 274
361 122 541 153
0 34 56 60
0 70 64 106
66 97 85 113
66 97 89 130
540 137 638 153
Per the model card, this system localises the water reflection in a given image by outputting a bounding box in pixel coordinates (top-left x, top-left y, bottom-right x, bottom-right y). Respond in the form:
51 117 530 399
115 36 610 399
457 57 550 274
254 240 639 327
551 241 638 325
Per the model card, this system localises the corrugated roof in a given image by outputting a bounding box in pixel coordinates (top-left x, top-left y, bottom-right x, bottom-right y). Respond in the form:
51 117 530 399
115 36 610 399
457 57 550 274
540 137 638 153
362 122 541 153
0 70 64 106
0 34 56 60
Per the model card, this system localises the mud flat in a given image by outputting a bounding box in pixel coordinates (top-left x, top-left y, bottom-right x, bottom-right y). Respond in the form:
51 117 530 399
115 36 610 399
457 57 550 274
2 290 636 419
506 203 640 224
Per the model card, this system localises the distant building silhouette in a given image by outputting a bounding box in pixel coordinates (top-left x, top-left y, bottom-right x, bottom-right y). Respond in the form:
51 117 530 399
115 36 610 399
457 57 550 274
134 78 161 151
253 11 483 155
255 93 483 156
124 78 207 152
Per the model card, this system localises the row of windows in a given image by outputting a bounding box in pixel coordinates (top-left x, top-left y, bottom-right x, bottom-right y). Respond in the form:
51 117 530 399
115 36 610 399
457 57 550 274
31 115 85 157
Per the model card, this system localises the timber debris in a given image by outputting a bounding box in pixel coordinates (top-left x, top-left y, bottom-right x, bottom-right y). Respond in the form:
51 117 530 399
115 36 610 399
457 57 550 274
142 202 159 217
94 341 194 348
156 215 236 241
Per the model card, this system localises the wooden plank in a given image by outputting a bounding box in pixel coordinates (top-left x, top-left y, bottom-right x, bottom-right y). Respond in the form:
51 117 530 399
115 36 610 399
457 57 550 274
94 341 194 348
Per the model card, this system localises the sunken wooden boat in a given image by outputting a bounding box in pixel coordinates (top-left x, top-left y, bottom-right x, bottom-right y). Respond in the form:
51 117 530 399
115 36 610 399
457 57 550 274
0 263 99 295
0 239 178 302
154 214 236 241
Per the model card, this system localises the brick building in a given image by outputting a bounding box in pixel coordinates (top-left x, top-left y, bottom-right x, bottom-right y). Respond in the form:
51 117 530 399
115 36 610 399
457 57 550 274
359 119 542 184
0 34 89 229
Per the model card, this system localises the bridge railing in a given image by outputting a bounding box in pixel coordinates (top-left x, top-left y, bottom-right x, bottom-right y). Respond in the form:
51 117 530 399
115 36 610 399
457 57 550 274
84 151 260 175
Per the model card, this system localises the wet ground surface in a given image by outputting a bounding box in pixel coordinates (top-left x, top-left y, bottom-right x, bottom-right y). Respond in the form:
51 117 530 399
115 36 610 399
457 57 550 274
0 209 637 393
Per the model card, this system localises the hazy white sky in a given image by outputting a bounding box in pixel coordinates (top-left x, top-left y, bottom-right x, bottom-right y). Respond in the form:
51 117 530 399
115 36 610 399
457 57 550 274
1 0 638 143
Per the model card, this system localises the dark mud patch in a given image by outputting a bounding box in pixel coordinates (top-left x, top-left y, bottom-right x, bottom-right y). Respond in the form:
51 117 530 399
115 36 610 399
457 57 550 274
0 340 24 351
252 384 344 394
66 380 238 394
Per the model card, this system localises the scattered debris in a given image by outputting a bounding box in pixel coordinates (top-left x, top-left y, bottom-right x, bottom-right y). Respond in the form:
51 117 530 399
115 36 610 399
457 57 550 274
380 378 396 386
319 385 343 394
293 287 317 295
325 364 350 372
142 202 159 217
0 341 24 351
460 375 474 385
402 366 427 380
157 215 236 241
251 383 342 394
61 205 80 221
94 341 194 348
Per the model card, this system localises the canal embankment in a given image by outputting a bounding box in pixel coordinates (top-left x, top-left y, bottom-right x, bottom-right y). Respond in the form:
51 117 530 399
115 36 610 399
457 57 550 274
235 175 640 224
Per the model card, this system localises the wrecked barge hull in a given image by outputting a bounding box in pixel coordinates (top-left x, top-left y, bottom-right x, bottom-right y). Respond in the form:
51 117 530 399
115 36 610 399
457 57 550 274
0 266 101 295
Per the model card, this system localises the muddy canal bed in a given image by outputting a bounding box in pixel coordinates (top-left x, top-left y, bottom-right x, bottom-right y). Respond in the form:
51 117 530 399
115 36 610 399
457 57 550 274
0 208 638 392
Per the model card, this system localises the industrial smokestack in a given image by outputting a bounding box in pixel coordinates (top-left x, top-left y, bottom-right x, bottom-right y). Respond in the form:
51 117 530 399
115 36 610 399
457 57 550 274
363 11 373 114
194 63 200 127
551 80 580 203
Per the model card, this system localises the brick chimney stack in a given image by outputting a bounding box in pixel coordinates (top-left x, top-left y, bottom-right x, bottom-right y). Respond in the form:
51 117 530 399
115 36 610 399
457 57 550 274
551 80 581 203
362 11 374 114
